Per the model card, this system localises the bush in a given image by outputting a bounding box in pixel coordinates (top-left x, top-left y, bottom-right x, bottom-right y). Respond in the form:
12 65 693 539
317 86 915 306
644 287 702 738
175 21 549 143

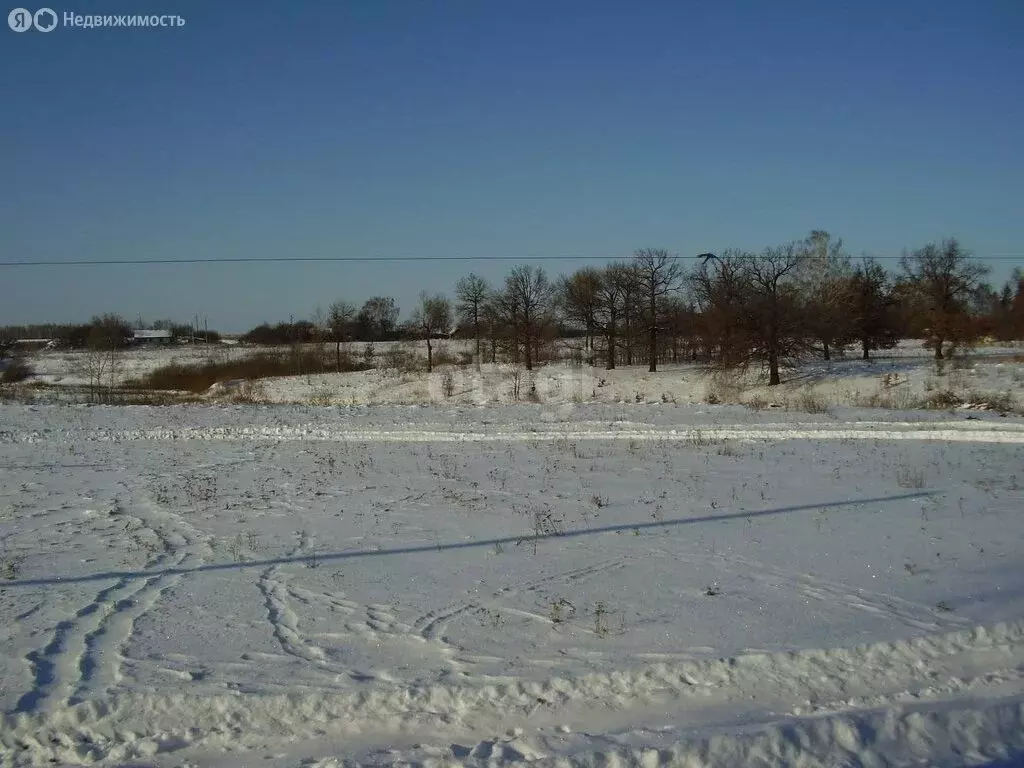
431 347 461 368
230 380 267 404
380 344 423 373
917 390 963 410
706 371 744 405
440 368 456 398
788 391 830 414
962 390 1017 413
896 464 925 489
129 350 372 393
0 359 32 384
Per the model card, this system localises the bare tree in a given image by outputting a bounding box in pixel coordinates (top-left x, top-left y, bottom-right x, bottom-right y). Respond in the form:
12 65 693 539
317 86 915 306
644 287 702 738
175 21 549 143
901 239 989 359
410 292 452 373
593 264 626 369
618 263 642 366
326 300 357 372
481 295 503 364
558 267 602 364
692 247 809 385
497 265 554 371
633 248 685 371
797 230 853 360
747 245 810 384
82 314 129 401
849 258 901 360
690 250 753 368
356 297 399 341
455 273 490 368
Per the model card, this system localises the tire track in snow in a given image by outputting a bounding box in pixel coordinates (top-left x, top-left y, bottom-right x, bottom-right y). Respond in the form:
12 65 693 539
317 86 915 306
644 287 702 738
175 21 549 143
412 558 628 644
258 567 331 665
17 565 178 713
15 496 212 713
714 551 974 634
4 619 1022 766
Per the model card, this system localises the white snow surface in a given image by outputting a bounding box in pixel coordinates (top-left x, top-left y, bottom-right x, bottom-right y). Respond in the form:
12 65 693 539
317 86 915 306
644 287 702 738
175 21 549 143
21 340 1024 413
0 402 1022 767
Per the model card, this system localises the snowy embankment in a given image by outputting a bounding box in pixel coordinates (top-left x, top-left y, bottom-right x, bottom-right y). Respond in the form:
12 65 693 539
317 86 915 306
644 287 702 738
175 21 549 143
0 403 1022 766
19 339 1024 412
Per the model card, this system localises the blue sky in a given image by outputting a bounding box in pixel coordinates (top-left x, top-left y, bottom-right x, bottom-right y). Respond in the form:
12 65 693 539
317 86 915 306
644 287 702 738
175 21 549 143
2 0 1022 331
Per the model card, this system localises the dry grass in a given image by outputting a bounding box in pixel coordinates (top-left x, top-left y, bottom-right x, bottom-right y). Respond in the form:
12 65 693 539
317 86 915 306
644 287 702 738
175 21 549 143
787 391 831 414
128 350 372 393
896 464 926 489
705 371 745 405
916 390 963 410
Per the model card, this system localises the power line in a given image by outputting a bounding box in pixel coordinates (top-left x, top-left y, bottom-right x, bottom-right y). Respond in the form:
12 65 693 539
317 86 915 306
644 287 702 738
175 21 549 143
0 253 1021 267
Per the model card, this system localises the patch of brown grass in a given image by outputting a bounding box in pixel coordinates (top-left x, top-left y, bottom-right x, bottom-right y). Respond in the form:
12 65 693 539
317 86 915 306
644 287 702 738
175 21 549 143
128 350 372 393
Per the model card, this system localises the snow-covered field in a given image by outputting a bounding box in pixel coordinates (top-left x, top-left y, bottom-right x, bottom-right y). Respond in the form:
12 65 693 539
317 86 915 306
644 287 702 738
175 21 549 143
18 340 1024 413
1 403 1023 766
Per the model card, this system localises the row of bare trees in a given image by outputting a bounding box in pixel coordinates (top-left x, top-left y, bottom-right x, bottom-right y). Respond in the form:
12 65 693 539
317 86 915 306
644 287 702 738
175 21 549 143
442 235 1016 383
304 234 1019 382
288 234 1023 383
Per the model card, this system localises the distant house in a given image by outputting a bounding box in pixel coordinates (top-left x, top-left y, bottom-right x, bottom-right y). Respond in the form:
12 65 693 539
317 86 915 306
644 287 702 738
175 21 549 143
132 329 173 344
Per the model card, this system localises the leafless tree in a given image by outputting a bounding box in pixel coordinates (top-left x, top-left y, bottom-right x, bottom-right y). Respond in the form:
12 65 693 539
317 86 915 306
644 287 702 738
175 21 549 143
796 230 853 360
455 273 490 368
497 265 554 370
481 296 502 365
633 248 685 371
82 314 129 401
690 250 752 367
692 246 809 385
593 261 635 369
356 296 399 341
617 263 642 366
900 238 989 359
410 292 452 373
849 258 901 360
558 267 602 364
746 244 810 384
326 300 357 372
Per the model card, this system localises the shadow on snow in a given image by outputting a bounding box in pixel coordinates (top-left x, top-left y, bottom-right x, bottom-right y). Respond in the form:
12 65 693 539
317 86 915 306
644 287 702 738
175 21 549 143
0 491 937 590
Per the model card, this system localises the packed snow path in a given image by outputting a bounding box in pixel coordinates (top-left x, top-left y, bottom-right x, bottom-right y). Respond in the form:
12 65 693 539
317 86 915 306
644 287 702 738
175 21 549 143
0 404 1021 766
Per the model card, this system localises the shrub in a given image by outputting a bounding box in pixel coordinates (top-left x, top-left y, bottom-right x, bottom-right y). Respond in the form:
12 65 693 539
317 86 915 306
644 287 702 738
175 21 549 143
962 390 1017 413
431 347 459 367
706 371 744 405
745 394 770 410
896 464 925 489
1 359 33 384
917 390 963 410
381 344 423 373
308 385 335 406
441 368 456 398
788 391 830 414
129 350 371 393
231 380 267 404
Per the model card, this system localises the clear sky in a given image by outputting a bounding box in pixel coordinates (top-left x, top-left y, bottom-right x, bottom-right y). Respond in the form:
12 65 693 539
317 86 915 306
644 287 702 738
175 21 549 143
2 0 1022 332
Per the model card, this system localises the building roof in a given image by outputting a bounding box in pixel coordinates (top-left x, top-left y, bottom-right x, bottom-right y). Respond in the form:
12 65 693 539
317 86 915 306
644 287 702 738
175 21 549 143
133 329 173 339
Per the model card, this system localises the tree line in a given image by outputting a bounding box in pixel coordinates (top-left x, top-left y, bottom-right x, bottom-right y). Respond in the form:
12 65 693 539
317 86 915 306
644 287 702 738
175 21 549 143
3 233 1022 386
0 316 221 352
297 233 1022 382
